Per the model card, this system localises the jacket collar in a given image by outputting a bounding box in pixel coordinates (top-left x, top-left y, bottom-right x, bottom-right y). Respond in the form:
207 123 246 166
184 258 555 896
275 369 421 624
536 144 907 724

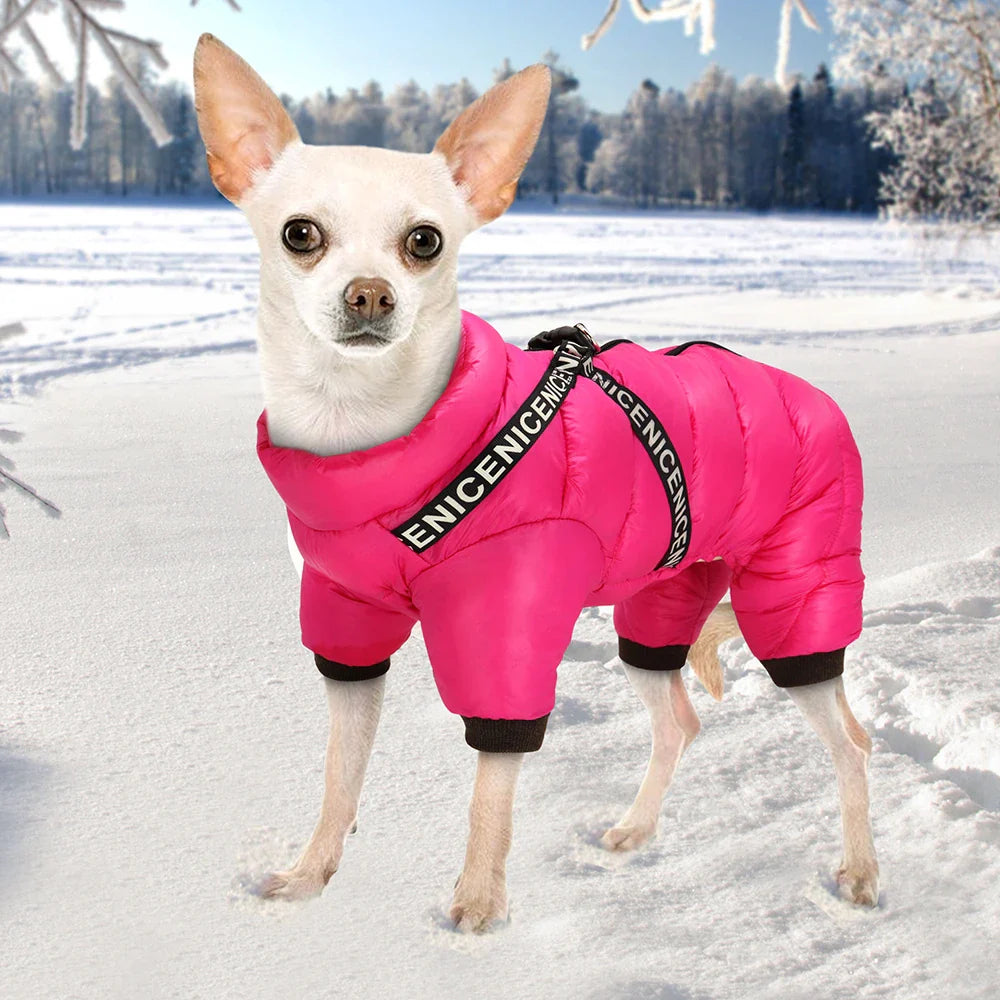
257 311 509 530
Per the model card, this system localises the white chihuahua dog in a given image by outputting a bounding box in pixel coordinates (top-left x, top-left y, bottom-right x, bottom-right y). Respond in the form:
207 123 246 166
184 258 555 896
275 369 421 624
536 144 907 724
193 34 878 933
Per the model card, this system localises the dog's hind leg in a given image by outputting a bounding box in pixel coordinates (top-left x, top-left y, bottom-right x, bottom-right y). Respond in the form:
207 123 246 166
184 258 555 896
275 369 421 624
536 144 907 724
260 674 385 901
785 676 879 907
601 667 700 852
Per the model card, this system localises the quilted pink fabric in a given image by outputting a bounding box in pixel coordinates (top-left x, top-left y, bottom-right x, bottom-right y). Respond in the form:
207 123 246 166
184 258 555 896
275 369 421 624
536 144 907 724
257 311 863 721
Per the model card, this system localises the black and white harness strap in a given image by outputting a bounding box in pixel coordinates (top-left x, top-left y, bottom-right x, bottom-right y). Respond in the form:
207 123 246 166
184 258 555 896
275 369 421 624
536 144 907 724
392 324 691 571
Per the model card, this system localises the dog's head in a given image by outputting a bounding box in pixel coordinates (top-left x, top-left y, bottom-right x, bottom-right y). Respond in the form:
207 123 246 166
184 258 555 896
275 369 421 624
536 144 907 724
193 35 550 359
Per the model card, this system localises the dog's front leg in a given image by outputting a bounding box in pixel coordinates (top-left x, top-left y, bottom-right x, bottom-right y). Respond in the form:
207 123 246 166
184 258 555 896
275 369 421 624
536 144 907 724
261 675 385 901
450 751 523 933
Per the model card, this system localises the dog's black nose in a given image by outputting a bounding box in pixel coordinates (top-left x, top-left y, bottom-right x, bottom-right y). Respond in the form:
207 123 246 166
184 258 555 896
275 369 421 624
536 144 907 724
344 277 396 321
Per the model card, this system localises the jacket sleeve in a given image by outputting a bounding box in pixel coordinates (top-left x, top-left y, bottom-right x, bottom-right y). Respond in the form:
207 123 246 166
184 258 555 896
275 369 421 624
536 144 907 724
300 565 417 677
409 519 605 750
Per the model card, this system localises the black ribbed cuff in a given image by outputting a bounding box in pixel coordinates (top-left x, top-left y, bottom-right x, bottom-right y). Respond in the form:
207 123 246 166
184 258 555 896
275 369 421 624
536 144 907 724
462 714 549 753
618 637 689 671
314 653 390 682
761 648 845 688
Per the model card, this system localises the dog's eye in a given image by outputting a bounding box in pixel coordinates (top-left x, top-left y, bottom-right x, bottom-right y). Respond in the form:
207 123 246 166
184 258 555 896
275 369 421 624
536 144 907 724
282 219 323 254
405 225 443 261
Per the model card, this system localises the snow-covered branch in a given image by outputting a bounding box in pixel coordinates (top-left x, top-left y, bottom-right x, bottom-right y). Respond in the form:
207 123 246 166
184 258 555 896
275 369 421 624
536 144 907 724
0 0 240 149
0 450 62 538
0 2 240 538
0 327 61 538
582 0 819 85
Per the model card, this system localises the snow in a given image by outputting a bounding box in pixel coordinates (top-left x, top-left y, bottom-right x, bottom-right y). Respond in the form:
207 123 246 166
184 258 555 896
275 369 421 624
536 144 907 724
2 203 999 999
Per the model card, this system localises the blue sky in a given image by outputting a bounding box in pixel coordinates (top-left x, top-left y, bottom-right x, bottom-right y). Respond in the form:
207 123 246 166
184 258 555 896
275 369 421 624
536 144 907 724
50 1 835 111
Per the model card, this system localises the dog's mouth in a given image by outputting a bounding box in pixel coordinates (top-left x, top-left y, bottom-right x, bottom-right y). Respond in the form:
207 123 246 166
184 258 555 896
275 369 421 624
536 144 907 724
333 330 394 353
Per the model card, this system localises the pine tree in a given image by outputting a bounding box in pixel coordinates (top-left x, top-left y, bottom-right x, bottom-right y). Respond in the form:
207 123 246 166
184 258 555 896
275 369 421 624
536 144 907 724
576 113 602 191
781 81 806 206
733 77 784 210
171 92 196 194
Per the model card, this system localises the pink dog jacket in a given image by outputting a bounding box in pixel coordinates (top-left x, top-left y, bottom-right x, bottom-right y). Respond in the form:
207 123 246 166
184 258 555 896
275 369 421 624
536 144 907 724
257 311 864 752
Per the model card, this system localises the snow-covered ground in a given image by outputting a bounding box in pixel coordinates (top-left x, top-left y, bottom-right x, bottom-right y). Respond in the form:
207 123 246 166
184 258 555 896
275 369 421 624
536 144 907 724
2 203 999 999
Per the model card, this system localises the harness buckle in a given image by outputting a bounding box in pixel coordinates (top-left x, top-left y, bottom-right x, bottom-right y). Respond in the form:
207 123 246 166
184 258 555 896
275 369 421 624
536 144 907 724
527 323 599 356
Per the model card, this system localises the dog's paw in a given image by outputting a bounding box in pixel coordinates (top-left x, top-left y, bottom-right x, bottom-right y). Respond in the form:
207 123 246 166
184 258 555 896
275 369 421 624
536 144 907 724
600 820 656 852
257 863 334 902
837 861 880 907
449 880 508 934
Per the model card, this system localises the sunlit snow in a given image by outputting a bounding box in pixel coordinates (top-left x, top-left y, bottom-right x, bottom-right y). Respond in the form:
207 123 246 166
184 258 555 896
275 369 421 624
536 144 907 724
2 202 999 999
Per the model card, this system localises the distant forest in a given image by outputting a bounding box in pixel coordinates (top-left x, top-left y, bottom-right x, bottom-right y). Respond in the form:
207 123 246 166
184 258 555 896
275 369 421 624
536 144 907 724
0 56 905 213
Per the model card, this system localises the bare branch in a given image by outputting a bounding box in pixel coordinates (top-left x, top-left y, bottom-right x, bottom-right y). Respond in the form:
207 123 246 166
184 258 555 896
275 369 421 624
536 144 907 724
0 465 62 520
794 0 820 32
61 0 79 41
627 1 699 25
0 0 43 43
0 45 23 81
581 0 621 51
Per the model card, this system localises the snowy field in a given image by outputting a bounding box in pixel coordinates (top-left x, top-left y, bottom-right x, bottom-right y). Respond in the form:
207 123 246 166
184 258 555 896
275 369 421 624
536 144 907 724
2 203 1000 999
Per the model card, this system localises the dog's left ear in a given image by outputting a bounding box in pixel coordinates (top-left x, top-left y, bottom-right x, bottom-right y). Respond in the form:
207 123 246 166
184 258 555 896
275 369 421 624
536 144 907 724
193 33 300 204
434 65 551 226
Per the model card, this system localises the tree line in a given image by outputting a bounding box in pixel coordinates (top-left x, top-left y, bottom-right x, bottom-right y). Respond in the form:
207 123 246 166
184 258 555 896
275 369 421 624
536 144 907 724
0 55 903 213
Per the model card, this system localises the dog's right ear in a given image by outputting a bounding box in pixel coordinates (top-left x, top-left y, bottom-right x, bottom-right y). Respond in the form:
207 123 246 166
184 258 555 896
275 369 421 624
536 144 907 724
193 34 300 204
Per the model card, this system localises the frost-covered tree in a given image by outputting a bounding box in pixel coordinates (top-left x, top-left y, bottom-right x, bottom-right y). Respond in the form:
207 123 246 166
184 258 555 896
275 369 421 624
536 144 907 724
733 76 785 209
830 0 1000 224
586 127 640 201
534 51 582 203
687 63 736 203
329 81 388 147
429 77 479 139
629 79 664 205
385 79 435 153
874 83 998 222
155 84 196 194
516 51 583 201
585 83 656 205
